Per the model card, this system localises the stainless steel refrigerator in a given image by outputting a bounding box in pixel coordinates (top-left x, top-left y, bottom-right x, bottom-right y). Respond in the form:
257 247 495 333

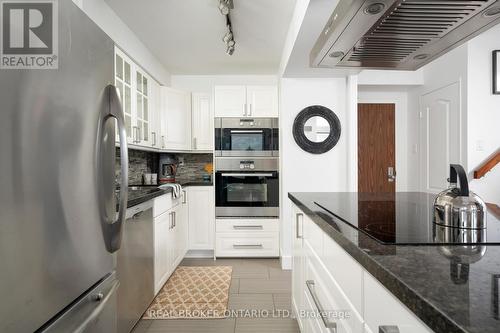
0 1 128 332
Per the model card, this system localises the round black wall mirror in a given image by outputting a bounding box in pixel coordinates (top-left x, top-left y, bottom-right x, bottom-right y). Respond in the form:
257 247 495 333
292 105 341 154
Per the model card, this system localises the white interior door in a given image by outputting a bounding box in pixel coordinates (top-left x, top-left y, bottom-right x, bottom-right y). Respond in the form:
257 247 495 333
420 82 462 193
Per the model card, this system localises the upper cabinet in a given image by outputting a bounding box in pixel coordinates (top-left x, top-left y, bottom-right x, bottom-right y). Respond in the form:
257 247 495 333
160 87 192 151
191 93 213 151
214 85 278 117
114 47 154 148
214 86 246 117
246 86 279 117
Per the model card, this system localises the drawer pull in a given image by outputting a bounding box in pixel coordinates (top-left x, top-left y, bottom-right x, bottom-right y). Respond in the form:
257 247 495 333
306 280 337 332
379 326 400 333
296 213 303 239
233 244 263 249
233 225 264 230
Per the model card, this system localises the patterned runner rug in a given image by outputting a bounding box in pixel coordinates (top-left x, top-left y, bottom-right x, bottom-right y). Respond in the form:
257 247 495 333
143 266 232 319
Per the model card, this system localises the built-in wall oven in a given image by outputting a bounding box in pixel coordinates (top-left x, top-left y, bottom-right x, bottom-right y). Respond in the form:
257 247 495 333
215 157 279 218
215 117 279 157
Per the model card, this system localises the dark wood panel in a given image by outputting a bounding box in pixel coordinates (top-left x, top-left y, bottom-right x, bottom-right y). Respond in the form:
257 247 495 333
358 103 396 193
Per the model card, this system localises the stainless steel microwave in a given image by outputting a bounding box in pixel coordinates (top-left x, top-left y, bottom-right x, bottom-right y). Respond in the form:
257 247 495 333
215 117 279 157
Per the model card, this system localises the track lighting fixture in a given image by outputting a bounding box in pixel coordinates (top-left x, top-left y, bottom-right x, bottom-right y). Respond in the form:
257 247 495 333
218 0 233 16
218 0 236 56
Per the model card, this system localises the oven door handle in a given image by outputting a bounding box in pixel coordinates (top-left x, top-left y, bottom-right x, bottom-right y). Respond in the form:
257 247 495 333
220 173 274 177
230 130 264 134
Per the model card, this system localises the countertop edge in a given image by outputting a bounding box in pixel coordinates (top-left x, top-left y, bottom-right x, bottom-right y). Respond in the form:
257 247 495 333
126 182 213 208
288 192 468 333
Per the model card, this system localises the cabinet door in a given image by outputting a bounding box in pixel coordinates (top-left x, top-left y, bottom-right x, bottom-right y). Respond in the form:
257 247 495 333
149 80 161 149
292 205 305 331
154 210 172 294
192 93 213 150
179 189 189 257
134 70 152 147
114 49 134 144
161 87 192 150
246 85 278 117
214 86 246 117
188 186 214 250
364 272 434 333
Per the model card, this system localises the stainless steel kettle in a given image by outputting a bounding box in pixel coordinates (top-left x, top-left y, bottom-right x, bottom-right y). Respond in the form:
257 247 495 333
433 164 487 229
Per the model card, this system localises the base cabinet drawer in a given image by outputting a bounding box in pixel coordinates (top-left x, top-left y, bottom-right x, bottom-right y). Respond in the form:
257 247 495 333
216 218 279 233
364 273 434 333
305 243 364 333
215 232 279 257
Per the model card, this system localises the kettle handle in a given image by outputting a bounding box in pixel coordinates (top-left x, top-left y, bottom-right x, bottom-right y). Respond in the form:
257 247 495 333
449 164 469 196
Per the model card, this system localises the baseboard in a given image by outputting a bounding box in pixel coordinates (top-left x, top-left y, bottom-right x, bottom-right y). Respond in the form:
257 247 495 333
184 249 214 259
280 255 292 270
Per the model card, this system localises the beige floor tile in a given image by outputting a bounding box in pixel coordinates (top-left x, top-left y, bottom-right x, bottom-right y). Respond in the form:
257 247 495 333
268 266 292 280
273 294 292 311
239 279 291 294
231 266 269 279
131 320 152 333
146 318 235 333
228 294 275 311
229 279 240 294
235 318 300 333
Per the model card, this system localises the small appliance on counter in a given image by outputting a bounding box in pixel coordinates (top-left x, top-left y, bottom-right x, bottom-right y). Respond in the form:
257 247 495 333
159 155 178 184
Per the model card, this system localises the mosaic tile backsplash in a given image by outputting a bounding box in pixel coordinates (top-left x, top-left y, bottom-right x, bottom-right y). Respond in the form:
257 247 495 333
115 148 213 186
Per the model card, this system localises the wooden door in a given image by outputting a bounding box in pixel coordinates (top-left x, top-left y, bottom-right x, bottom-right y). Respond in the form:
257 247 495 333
358 103 396 193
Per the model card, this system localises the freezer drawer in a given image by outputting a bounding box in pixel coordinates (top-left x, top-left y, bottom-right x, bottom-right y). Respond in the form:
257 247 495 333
41 273 118 333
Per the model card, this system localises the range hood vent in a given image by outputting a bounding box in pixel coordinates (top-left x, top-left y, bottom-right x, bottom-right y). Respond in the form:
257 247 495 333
311 0 500 70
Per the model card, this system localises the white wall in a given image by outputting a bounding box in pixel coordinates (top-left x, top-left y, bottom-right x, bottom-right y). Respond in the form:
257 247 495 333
75 0 171 85
466 25 500 203
280 78 348 268
358 87 411 191
170 75 279 93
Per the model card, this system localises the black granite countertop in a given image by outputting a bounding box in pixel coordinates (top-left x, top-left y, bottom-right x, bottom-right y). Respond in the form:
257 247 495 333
123 180 213 208
288 192 500 333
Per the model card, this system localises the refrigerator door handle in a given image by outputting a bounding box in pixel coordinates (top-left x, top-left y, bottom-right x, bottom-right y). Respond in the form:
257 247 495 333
98 85 128 253
73 279 119 333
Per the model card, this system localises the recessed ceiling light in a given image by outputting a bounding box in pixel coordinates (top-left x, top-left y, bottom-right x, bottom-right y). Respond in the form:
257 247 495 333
483 6 500 18
364 3 385 15
329 51 345 58
414 54 429 60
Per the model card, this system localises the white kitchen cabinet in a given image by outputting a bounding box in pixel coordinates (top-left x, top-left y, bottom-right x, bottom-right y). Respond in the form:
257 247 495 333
246 85 278 117
214 85 278 117
292 206 305 332
188 186 214 250
154 209 173 294
153 193 187 294
160 87 192 150
214 85 246 117
191 93 213 150
149 80 161 149
291 201 435 333
114 47 154 148
364 273 433 333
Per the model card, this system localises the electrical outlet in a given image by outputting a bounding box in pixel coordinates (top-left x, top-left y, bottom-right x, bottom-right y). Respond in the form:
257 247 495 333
178 157 184 166
476 140 485 152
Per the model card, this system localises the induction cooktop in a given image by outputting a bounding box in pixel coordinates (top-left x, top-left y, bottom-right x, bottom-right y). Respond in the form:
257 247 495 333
314 192 500 245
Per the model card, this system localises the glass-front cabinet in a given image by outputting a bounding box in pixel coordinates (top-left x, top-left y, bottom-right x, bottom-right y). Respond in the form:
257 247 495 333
114 47 154 147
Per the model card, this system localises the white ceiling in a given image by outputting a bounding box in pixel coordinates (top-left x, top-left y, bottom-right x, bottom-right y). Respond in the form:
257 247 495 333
105 0 297 75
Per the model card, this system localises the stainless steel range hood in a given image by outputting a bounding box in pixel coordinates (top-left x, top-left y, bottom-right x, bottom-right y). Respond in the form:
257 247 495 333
310 0 500 70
